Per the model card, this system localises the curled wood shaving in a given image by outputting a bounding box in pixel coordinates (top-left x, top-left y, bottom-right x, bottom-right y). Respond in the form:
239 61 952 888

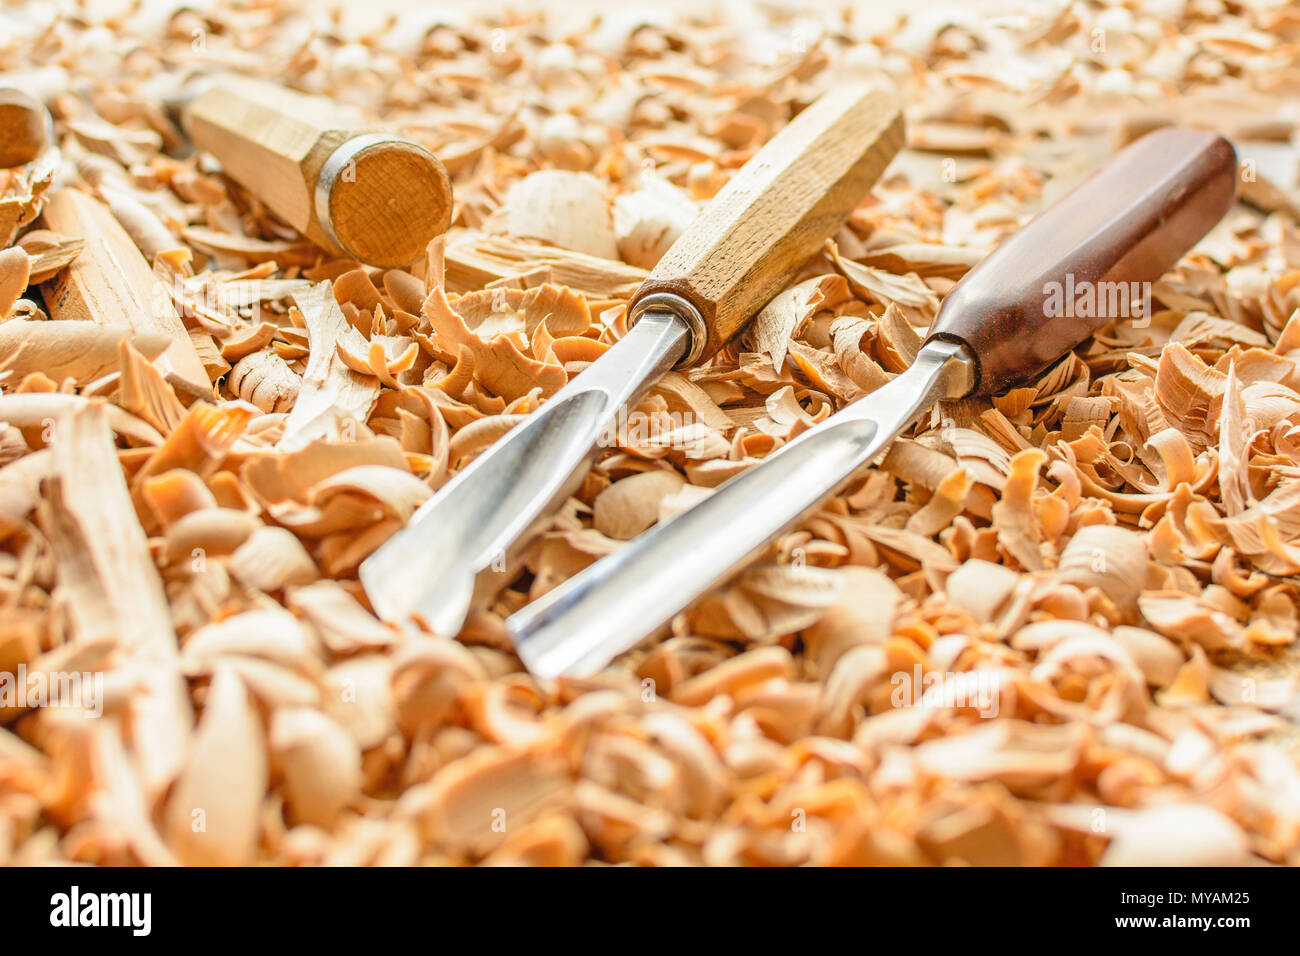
229 351 301 414
280 282 381 449
750 275 850 373
270 707 362 829
165 667 265 865
613 176 698 269
501 171 619 259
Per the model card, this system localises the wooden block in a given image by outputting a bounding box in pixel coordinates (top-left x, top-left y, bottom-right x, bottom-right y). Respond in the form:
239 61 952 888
40 188 211 397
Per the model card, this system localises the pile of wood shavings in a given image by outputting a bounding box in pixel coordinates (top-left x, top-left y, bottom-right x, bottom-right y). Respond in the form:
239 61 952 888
2 0 1300 866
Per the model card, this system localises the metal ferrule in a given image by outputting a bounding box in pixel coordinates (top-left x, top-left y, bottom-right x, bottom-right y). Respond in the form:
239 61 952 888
627 292 707 368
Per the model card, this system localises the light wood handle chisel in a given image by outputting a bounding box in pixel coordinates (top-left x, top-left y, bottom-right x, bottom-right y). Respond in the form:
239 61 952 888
359 84 905 636
509 127 1237 677
182 78 452 268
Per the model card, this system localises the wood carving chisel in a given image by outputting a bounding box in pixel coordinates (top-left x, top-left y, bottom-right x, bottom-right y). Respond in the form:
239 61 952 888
180 77 452 268
359 84 905 636
508 127 1238 677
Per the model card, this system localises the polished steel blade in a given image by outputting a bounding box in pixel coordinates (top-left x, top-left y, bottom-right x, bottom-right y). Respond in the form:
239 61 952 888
360 311 689 635
507 339 974 678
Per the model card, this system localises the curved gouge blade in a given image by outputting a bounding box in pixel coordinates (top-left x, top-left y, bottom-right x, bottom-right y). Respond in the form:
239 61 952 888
507 341 973 677
359 312 688 635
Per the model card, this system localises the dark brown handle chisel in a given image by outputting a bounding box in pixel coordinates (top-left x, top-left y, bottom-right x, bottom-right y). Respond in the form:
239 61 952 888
509 128 1238 677
928 127 1236 393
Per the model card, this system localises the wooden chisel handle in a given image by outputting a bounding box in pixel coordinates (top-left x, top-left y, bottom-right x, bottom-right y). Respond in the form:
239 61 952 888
182 78 452 268
628 84 904 366
926 128 1237 394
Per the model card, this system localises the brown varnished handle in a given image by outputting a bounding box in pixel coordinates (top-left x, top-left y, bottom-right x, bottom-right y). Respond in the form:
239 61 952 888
926 128 1237 395
183 78 452 268
629 84 904 365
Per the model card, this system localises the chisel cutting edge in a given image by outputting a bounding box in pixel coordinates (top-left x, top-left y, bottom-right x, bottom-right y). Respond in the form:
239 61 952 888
509 127 1238 678
360 83 906 635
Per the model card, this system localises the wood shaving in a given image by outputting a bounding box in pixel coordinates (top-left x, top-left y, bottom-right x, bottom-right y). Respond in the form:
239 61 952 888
1 0 1299 868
